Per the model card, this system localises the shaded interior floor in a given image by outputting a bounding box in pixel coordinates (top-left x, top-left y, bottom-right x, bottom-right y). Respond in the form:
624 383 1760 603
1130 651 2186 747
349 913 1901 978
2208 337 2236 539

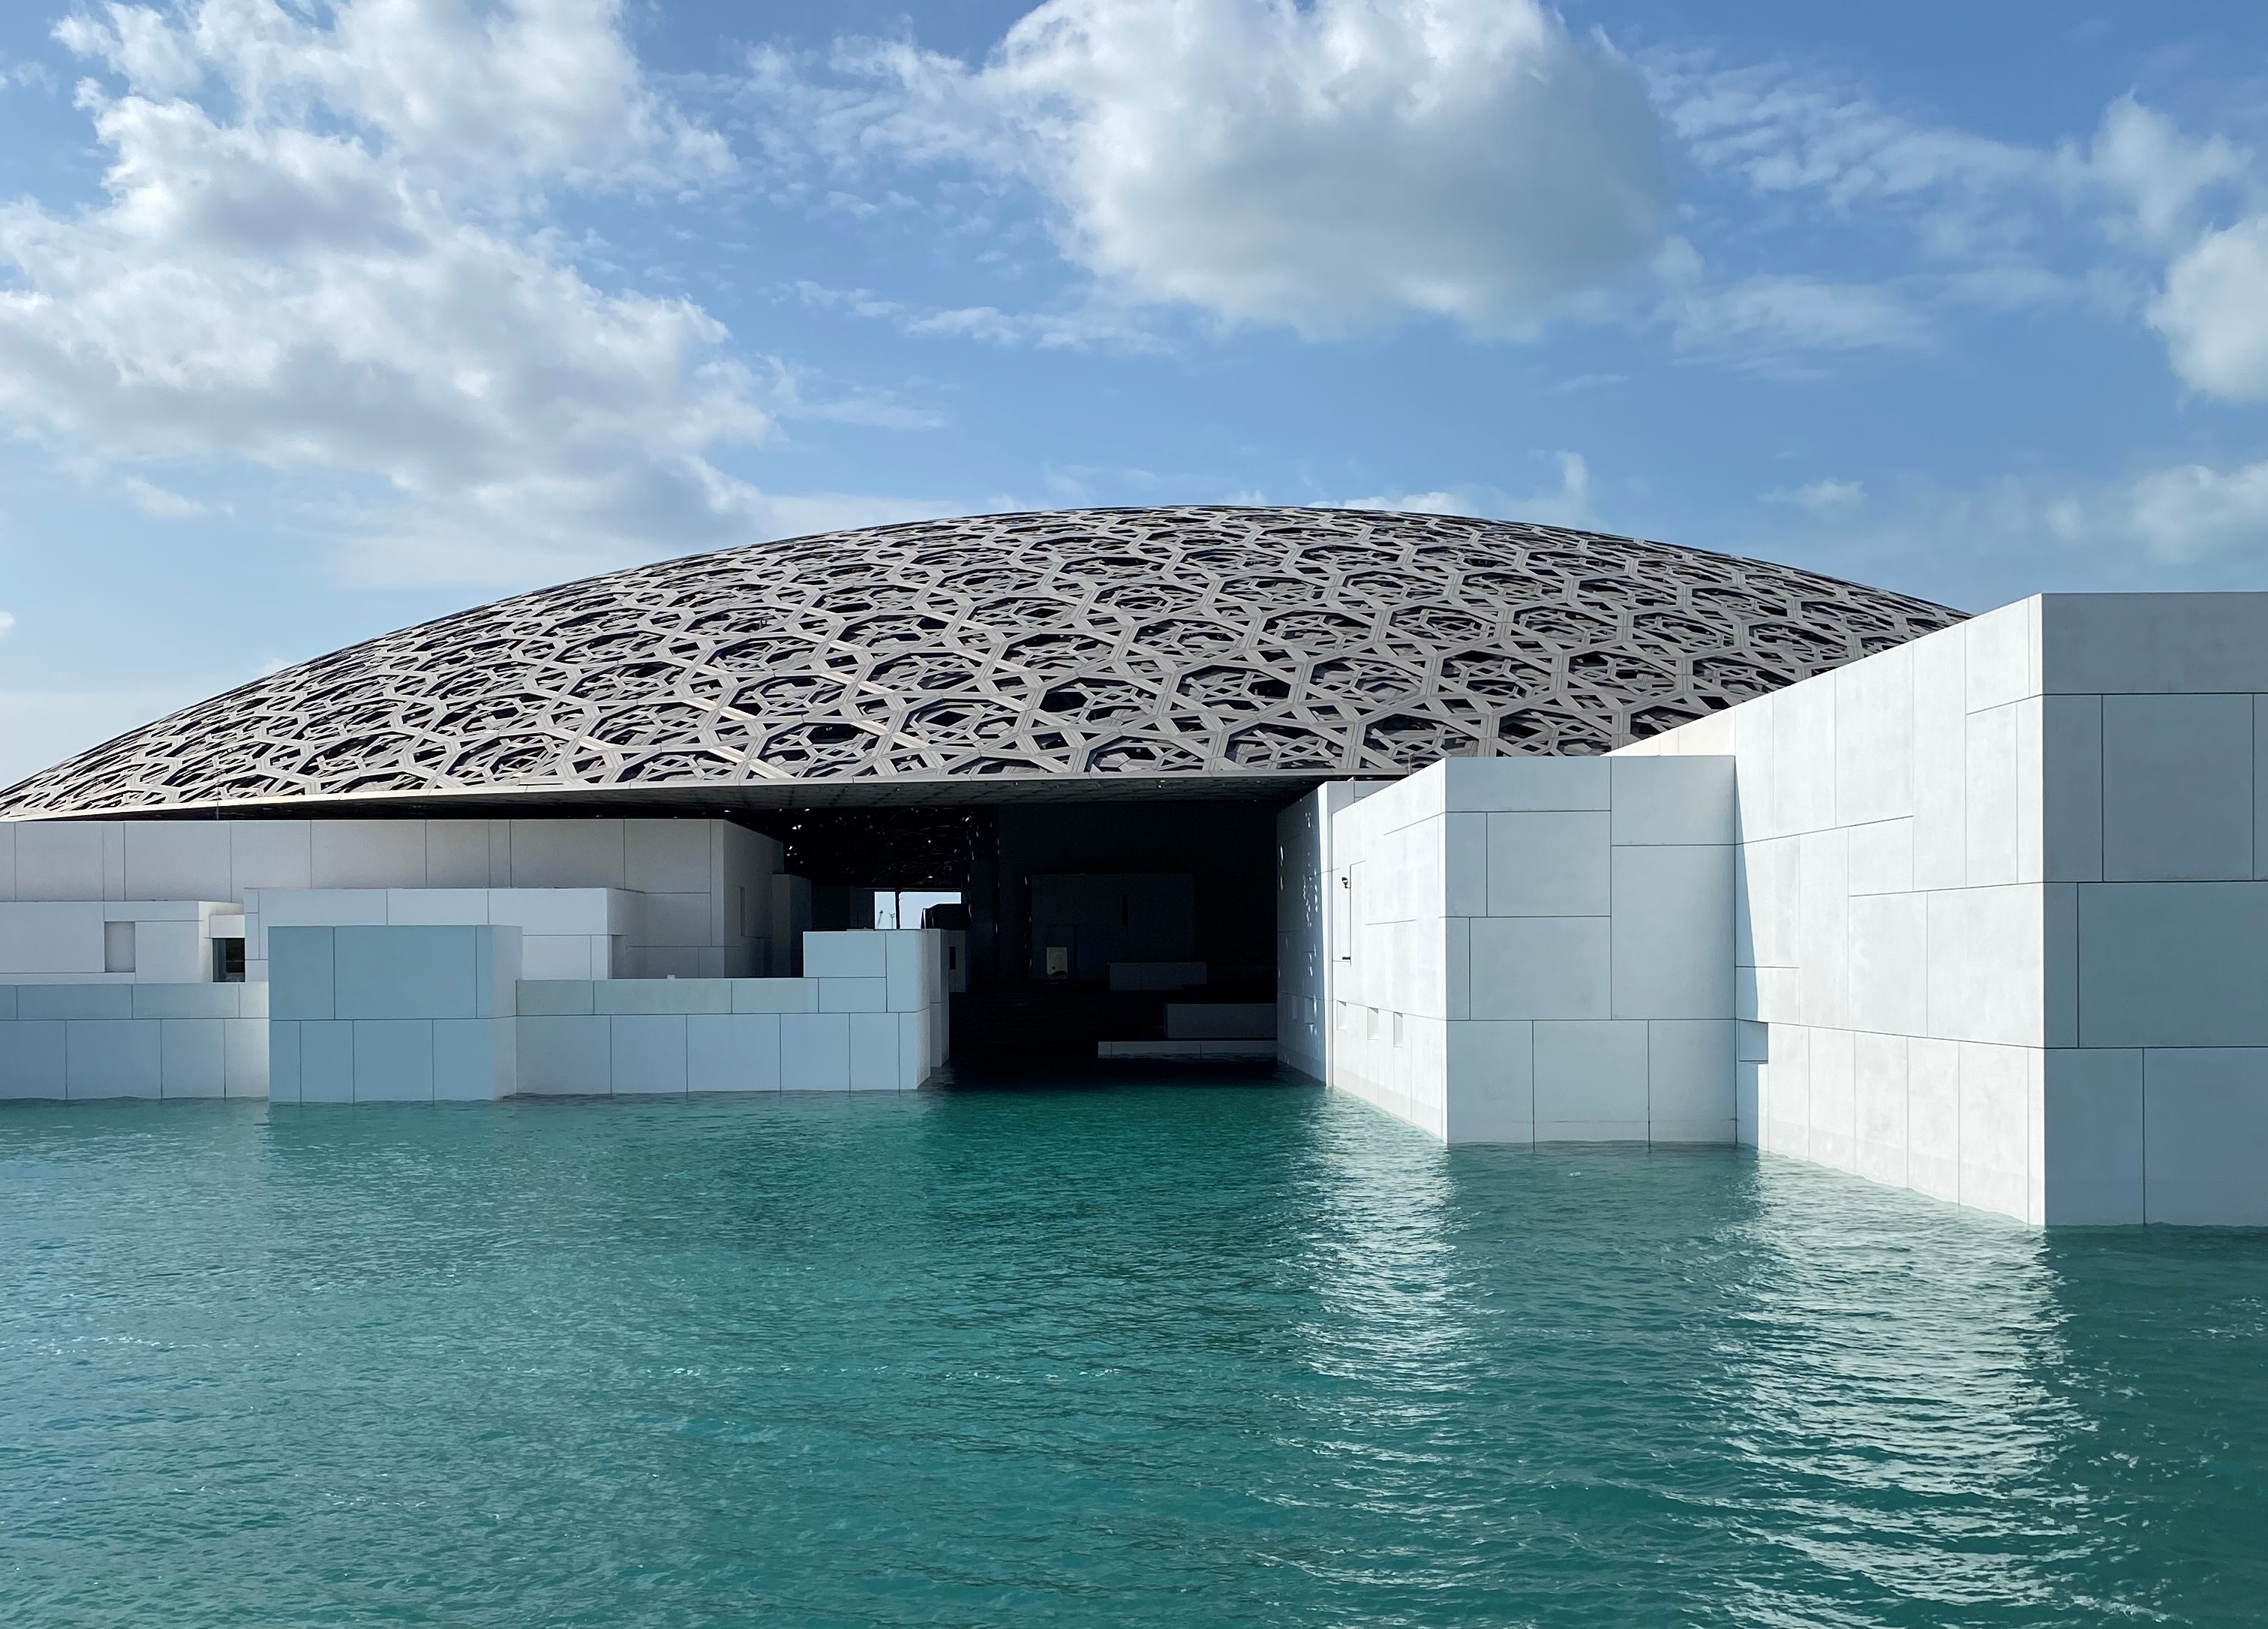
924 1055 1291 1091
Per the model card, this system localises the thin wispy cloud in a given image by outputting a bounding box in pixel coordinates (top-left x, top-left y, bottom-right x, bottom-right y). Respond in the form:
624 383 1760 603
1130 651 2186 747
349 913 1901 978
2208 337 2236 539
1763 479 1866 511
1344 453 1599 532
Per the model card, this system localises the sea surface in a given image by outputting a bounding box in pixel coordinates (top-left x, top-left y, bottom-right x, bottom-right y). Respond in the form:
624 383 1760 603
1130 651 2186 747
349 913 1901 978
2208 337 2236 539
2 1084 2264 1627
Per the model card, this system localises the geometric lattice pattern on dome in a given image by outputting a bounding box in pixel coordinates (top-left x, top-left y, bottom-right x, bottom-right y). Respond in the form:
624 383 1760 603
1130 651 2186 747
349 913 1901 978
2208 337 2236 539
0 507 1963 817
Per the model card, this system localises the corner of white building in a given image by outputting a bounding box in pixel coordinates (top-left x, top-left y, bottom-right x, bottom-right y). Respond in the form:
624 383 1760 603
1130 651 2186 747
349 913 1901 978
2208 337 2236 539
1280 592 2268 1228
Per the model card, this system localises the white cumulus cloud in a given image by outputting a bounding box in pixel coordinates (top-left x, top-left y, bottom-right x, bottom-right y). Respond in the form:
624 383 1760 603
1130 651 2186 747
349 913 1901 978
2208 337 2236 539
789 0 1668 336
2154 218 2268 402
0 0 888 588
2126 458 2268 562
0 611 16 642
2078 99 2268 402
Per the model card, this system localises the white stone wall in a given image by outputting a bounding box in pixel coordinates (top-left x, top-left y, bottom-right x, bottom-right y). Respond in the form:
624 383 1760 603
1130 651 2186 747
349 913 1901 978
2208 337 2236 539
1620 601 2061 1220
0 899 236 983
1296 756 1737 1144
514 930 948 1096
268 924 521 1103
0 817 781 978
1274 781 1373 1083
0 925 942 1105
0 981 269 1100
244 888 635 983
1621 591 2268 1225
2031 594 2268 1225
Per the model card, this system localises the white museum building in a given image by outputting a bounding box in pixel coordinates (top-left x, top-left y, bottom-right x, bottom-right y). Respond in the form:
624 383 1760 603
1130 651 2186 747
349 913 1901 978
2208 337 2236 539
2 508 2263 1227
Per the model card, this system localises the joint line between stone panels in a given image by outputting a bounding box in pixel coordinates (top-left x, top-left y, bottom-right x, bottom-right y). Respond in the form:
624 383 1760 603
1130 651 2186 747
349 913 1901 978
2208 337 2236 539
2139 1047 2151 1222
1643 1013 1655 1148
1528 1013 1538 1144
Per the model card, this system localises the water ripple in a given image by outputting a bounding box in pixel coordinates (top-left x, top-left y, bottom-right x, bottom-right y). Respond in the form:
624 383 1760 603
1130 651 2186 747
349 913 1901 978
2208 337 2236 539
2 1090 2263 1627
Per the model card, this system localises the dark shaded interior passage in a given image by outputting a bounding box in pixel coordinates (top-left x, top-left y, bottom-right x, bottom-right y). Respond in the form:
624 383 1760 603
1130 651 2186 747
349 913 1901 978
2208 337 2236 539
752 801 1283 1067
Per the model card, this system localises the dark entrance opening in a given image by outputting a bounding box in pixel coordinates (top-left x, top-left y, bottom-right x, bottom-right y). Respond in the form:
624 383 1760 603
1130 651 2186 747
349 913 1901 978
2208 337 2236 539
744 801 1284 1073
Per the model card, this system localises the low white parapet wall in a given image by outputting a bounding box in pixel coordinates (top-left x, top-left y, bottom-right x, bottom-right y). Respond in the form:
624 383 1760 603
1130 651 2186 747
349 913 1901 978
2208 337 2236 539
515 930 948 1096
247 886 634 981
0 981 269 1100
0 928 947 1105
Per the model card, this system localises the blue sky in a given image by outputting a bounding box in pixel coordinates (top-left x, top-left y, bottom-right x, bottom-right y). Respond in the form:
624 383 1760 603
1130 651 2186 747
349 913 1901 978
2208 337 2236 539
3 0 2267 783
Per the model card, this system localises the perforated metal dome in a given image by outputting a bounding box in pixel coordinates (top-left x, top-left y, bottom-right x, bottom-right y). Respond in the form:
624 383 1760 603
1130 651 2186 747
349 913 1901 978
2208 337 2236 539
0 506 1962 817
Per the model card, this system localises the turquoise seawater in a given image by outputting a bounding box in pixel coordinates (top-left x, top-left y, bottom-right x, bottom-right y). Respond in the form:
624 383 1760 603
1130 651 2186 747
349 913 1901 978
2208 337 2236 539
3 1086 2265 1627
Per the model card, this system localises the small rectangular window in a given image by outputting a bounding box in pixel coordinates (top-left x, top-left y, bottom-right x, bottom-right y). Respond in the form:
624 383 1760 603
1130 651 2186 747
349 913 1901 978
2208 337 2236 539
103 920 136 975
213 937 246 984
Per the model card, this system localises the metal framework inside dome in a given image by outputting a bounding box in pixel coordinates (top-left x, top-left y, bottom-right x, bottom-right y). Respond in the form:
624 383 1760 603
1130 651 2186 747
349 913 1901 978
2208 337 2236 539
0 507 1964 818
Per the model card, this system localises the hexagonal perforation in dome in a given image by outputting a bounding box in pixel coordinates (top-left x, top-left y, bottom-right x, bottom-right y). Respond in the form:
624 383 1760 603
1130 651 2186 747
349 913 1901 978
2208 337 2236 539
0 506 1964 816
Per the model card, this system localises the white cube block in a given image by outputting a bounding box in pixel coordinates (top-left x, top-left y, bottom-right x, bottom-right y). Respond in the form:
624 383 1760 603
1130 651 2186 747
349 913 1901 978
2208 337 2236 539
687 1013 781 1093
2141 1047 2268 1225
434 1018 511 1101
1647 1019 1734 1141
299 1020 356 1104
1443 1019 1534 1143
803 931 887 980
1469 916 1610 1021
1610 846 1732 1020
353 1019 434 1102
0 1020 66 1099
848 1013 902 1090
610 1014 689 1094
66 1019 162 1099
780 1012 851 1090
2101 693 2254 882
1533 1020 1648 1140
518 1015 614 1096
2041 1048 2143 1224
160 1019 227 1099
1484 812 1610 917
